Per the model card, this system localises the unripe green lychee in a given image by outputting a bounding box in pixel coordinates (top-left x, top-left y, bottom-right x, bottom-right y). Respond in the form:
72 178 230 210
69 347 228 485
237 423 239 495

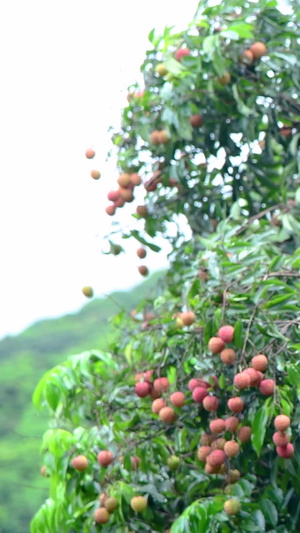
130 496 147 512
224 498 241 515
104 497 118 512
167 455 180 471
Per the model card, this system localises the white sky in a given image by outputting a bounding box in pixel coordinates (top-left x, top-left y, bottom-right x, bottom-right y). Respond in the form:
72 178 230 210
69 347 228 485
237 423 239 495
0 1 198 339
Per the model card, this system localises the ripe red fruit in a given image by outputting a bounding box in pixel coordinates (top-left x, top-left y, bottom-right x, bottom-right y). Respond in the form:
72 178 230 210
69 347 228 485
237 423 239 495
130 456 141 470
211 438 226 450
136 205 148 217
119 187 134 202
85 148 95 159
227 397 244 413
94 508 110 524
240 49 254 64
138 265 149 277
251 354 268 371
105 205 115 216
242 368 259 386
137 247 147 259
153 377 170 394
250 41 267 60
205 462 220 474
134 381 151 397
192 386 209 403
200 433 214 446
259 379 275 396
117 173 131 187
234 372 250 390
150 130 161 145
113 196 125 208
97 451 114 467
90 169 101 180
209 419 225 434
206 449 226 467
197 446 211 462
220 348 236 365
170 391 185 407
276 443 294 458
152 398 166 414
224 417 239 433
224 440 240 458
180 311 195 326
190 114 203 128
175 48 190 61
208 337 225 354
130 173 142 186
274 415 290 431
188 378 210 391
159 406 177 423
203 395 219 412
218 325 234 343
273 431 290 447
237 426 252 443
107 190 120 202
71 455 89 471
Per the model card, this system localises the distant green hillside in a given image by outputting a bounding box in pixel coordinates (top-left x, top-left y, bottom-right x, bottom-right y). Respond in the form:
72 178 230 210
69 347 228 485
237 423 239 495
0 270 164 533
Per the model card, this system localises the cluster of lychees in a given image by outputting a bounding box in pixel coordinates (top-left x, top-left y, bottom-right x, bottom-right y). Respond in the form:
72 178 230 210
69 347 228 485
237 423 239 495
105 172 142 216
134 321 294 516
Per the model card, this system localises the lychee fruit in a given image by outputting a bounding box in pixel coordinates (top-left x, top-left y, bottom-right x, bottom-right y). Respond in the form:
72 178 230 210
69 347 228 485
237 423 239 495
211 438 226 450
242 368 260 386
192 386 209 403
251 354 268 372
259 379 275 396
250 41 267 60
224 417 239 433
170 391 185 407
190 114 203 128
197 446 211 462
227 397 244 413
152 398 166 414
97 451 114 467
105 497 118 512
135 381 151 397
220 348 236 365
85 148 95 159
136 247 147 259
272 431 290 447
94 508 110 524
206 449 226 467
153 377 170 394
274 415 290 431
234 372 250 390
203 395 219 412
208 337 225 354
180 311 195 326
209 419 225 434
130 496 148 512
276 443 294 458
159 406 177 423
90 170 101 180
200 433 214 446
224 440 240 458
237 426 252 443
218 325 234 343
138 265 149 277
82 286 93 298
224 499 241 515
71 455 89 471
175 48 190 61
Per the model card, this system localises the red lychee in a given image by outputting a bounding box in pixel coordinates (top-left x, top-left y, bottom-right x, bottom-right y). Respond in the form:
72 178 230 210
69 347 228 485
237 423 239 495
274 415 290 431
153 377 170 394
272 431 290 447
97 451 114 467
134 381 151 398
192 386 209 403
209 418 225 434
170 391 185 407
152 398 166 414
234 372 250 390
206 449 226 467
259 379 275 396
203 395 219 412
159 406 177 423
276 443 294 458
220 348 236 365
227 397 244 413
175 48 190 61
237 426 252 443
197 446 211 462
224 417 239 433
208 337 225 354
224 440 240 458
251 354 268 372
71 455 89 471
218 325 234 343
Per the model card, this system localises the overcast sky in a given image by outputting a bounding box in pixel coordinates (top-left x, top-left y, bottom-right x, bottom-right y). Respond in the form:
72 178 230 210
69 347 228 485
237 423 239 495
0 1 198 339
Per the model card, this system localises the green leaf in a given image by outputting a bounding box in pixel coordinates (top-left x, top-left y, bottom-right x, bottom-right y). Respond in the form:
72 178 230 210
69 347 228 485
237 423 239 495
232 84 257 117
260 499 278 527
251 405 269 455
233 319 243 349
129 230 161 252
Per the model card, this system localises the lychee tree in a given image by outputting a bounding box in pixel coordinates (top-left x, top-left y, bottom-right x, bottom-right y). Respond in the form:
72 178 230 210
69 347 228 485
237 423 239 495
31 0 300 531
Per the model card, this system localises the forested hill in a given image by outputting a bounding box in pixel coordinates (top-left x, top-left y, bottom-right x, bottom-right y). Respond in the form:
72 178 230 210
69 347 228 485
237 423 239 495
0 270 164 533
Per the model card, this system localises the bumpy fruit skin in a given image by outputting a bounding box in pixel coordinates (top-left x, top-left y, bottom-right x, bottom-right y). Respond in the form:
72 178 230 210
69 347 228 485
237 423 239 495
97 451 114 467
190 114 203 128
274 415 290 431
276 443 294 458
273 431 290 447
107 190 120 202
71 455 89 471
218 325 234 343
205 462 220 474
251 354 268 371
131 496 147 512
250 41 267 59
242 367 259 385
175 48 190 61
200 433 214 446
209 419 225 434
259 379 275 396
135 381 151 397
227 397 244 413
153 377 170 394
170 391 185 407
234 372 250 390
237 426 252 443
206 449 226 466
203 395 219 412
85 148 95 159
211 438 226 451
224 440 240 458
82 286 93 298
197 446 211 462
225 417 239 433
224 499 241 515
152 398 166 414
159 406 177 423
192 386 209 403
189 378 210 391
94 508 110 524
167 455 180 471
105 497 118 512
208 337 225 354
220 348 236 364
90 169 100 179
229 469 241 483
